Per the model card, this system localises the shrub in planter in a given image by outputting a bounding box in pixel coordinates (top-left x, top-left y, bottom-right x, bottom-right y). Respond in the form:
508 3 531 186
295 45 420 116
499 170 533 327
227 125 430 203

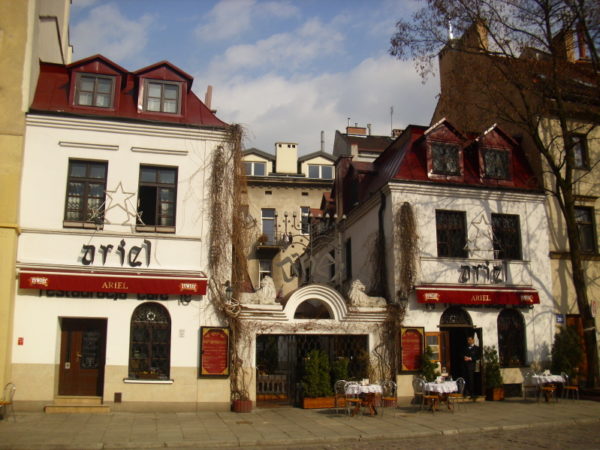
331 356 349 384
551 326 583 380
301 349 333 408
483 346 504 401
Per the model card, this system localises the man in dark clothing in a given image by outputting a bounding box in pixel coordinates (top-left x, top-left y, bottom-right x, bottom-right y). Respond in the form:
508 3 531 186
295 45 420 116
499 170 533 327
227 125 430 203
463 336 480 399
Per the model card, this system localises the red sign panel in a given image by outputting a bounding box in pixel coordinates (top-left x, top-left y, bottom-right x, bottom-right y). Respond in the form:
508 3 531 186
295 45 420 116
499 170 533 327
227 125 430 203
416 286 539 305
200 327 230 377
400 327 424 372
19 270 207 295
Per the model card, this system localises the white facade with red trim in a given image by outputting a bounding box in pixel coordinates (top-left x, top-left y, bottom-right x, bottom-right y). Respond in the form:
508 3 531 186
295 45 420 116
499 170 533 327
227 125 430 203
12 58 232 409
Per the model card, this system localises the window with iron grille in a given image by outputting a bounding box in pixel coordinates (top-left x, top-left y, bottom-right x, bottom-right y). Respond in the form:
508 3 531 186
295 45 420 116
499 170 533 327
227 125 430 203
129 303 171 380
431 142 460 175
492 214 522 260
497 309 525 367
483 148 511 180
143 80 181 114
64 160 107 227
435 210 468 258
137 165 177 231
75 74 115 108
575 206 597 253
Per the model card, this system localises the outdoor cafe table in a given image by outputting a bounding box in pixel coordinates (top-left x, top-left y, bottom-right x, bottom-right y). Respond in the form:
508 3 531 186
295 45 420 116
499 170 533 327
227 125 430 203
533 374 565 402
423 380 458 410
345 384 382 416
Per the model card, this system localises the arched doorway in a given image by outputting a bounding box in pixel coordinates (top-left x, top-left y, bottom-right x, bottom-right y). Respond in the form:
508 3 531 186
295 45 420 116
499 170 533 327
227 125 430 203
439 306 483 397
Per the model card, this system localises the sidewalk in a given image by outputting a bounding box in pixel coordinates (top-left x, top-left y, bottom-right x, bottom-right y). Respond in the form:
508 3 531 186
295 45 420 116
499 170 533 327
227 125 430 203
1 398 599 449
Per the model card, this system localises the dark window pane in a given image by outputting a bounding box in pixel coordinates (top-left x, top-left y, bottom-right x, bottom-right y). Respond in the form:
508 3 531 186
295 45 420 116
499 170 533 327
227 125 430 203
244 162 252 175
484 149 510 180
64 160 107 225
575 207 596 253
254 162 265 176
308 165 319 178
436 210 467 257
497 309 525 367
137 166 177 228
492 214 522 260
572 135 588 169
158 169 176 184
140 167 156 183
322 166 333 179
129 303 171 380
431 143 460 175
69 162 86 178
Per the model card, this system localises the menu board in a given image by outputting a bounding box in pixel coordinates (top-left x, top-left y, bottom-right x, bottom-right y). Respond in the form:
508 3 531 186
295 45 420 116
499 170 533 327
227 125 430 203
400 327 424 372
199 327 230 377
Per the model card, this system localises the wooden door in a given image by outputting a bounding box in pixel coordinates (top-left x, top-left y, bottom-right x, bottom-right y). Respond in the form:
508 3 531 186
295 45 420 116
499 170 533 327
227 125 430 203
58 318 107 396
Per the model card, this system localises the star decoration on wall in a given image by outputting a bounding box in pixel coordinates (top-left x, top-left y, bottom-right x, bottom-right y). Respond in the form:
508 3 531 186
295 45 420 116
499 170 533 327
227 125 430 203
104 182 143 227
465 213 495 255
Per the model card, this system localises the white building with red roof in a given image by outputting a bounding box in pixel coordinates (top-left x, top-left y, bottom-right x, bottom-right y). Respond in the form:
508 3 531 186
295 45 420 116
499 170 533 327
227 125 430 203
13 55 232 411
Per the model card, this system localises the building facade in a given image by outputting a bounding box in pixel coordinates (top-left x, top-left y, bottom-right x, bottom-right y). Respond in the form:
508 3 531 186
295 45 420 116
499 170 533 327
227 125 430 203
311 119 555 397
0 0 71 392
13 55 232 411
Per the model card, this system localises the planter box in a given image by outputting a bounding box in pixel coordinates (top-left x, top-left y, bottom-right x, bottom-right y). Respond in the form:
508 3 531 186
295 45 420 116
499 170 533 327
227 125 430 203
231 399 252 413
302 397 335 409
485 387 505 401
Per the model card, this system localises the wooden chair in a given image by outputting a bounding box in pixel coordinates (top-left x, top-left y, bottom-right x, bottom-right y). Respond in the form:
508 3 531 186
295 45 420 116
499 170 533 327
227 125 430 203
539 383 558 402
334 379 347 414
344 382 363 416
447 377 465 412
561 372 580 400
0 382 16 422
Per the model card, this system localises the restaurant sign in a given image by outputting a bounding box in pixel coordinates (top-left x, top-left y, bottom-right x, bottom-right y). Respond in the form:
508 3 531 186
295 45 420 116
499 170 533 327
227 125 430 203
199 327 230 377
416 286 540 306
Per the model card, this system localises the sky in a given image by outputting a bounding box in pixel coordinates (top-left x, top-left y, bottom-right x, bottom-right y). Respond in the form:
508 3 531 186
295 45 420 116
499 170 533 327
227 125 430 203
70 0 439 155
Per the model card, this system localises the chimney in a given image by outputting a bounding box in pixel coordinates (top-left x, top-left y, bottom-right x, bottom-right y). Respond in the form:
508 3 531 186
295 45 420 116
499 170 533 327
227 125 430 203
204 85 213 110
275 142 298 174
320 130 324 152
346 125 367 136
392 128 403 138
367 123 372 135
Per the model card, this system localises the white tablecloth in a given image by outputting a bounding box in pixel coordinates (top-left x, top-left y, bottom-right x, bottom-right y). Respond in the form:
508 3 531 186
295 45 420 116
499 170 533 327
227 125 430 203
345 384 382 395
423 381 458 394
533 375 565 385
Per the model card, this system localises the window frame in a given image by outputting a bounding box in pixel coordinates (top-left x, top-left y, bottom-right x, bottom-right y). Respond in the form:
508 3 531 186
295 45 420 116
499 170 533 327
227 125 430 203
74 73 115 109
427 141 464 181
142 79 182 115
244 161 267 176
435 210 468 258
261 208 276 244
63 159 108 229
136 165 178 233
572 134 590 170
481 147 512 181
258 259 272 286
308 164 333 179
300 206 310 234
128 302 171 380
491 213 522 260
497 309 526 368
575 206 597 254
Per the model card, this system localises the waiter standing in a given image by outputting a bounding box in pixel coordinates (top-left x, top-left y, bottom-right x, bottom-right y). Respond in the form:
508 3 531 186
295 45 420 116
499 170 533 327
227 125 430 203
463 335 480 399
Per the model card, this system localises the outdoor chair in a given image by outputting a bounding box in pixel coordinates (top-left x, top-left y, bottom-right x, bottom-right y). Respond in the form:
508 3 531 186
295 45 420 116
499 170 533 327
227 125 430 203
334 379 347 414
561 372 579 400
447 377 466 412
413 377 439 413
344 382 364 416
539 384 558 403
0 382 16 422
522 371 539 401
380 380 397 416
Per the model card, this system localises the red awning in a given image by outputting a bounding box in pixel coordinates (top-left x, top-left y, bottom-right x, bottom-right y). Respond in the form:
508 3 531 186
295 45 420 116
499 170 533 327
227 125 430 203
18 268 207 295
415 285 539 306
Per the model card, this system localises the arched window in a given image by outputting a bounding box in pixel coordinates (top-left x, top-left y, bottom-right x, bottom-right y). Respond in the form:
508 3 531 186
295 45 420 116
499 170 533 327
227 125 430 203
294 299 332 319
497 309 525 367
129 302 171 380
440 306 472 326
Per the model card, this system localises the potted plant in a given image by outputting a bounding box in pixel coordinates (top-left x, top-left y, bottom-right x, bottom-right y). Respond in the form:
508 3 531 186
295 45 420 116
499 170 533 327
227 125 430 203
231 391 252 413
420 346 439 382
551 325 583 381
301 349 334 408
257 233 268 245
483 346 504 401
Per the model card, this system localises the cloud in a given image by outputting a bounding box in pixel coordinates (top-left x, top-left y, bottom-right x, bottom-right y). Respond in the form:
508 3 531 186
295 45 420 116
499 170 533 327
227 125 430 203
204 18 344 78
71 3 154 64
71 0 100 9
209 54 438 154
194 0 299 42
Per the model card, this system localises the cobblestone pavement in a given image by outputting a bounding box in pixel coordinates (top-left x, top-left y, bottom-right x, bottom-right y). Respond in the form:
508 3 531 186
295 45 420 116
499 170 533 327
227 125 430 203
244 422 600 450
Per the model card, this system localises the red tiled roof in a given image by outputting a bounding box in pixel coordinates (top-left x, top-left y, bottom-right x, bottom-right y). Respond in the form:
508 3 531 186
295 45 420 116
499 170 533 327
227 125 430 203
31 55 228 129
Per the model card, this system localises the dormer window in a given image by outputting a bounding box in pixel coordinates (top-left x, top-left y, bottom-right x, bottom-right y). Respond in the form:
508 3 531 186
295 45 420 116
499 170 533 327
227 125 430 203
482 148 511 180
144 80 180 114
75 74 115 108
308 165 333 179
431 142 460 175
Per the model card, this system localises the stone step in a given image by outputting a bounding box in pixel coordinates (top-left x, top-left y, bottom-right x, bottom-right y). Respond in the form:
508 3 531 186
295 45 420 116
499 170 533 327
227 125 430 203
52 395 103 405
